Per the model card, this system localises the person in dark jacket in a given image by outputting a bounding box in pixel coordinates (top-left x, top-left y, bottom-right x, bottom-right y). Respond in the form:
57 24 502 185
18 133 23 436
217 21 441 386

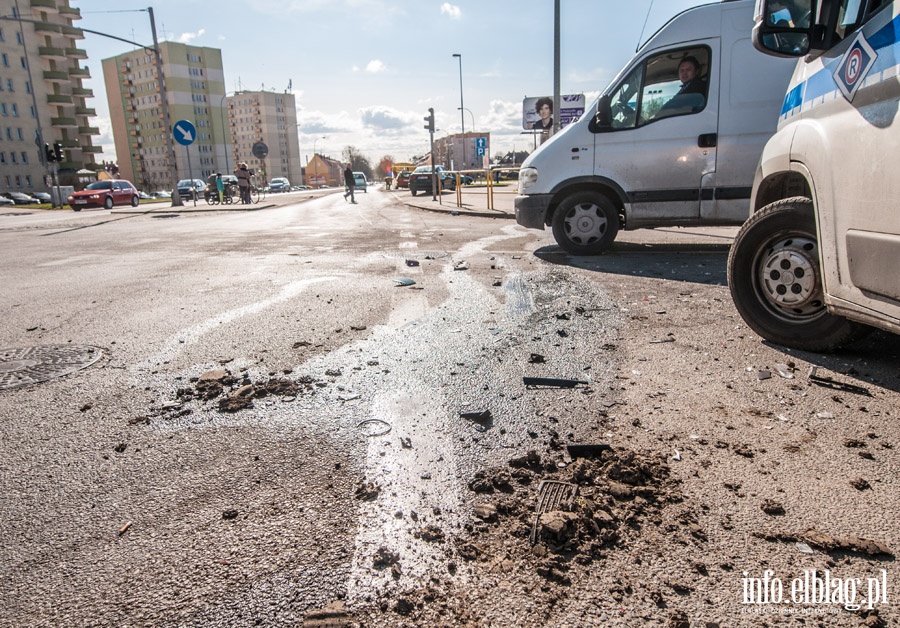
343 164 356 204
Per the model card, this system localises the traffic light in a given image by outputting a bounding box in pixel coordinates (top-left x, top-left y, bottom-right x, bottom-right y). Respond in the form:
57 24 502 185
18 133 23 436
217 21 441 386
53 142 63 163
424 108 435 133
44 143 55 163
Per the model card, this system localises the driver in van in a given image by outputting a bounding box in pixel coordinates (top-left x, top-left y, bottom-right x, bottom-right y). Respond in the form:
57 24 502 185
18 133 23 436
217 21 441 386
657 56 707 117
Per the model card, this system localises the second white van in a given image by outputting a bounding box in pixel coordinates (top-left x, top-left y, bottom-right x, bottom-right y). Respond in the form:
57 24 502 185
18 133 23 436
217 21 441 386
515 0 796 255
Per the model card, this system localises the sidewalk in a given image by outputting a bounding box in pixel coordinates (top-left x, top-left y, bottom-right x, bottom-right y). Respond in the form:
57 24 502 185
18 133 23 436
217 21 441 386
390 185 515 219
106 186 516 218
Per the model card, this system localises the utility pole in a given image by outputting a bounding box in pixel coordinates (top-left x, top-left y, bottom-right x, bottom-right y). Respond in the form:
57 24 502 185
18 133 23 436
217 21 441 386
553 0 561 135
148 7 183 207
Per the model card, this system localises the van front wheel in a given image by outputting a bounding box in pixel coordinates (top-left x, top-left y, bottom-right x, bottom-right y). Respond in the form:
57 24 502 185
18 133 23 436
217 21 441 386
727 197 867 351
551 192 619 255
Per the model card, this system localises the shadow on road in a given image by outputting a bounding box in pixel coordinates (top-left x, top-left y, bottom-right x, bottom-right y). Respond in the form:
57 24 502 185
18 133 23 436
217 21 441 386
533 241 731 287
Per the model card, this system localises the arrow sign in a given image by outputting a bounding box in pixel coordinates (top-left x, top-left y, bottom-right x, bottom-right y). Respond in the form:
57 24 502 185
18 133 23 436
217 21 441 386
173 119 197 146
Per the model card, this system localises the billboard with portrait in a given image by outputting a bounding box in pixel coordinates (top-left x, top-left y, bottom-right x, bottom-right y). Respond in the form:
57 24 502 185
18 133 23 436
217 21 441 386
522 94 586 131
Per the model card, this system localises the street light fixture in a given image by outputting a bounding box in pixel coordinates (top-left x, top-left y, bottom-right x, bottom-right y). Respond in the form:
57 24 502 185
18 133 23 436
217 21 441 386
452 53 466 169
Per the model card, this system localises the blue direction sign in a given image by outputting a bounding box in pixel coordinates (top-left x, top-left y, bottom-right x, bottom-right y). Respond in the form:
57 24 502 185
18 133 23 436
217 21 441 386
476 136 486 157
173 120 197 146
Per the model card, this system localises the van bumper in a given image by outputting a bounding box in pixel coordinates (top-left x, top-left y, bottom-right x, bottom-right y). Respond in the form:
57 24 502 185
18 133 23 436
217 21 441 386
514 194 551 229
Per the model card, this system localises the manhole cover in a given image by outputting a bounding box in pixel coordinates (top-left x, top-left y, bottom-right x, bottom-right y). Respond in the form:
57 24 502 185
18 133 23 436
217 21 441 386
0 345 103 390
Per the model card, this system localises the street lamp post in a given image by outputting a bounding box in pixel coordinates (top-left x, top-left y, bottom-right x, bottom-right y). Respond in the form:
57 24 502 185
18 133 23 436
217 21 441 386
452 53 466 169
218 91 235 174
312 136 325 188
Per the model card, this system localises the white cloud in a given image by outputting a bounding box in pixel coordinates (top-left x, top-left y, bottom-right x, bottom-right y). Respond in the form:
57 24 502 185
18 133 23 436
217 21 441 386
440 3 461 19
172 29 205 44
365 60 387 74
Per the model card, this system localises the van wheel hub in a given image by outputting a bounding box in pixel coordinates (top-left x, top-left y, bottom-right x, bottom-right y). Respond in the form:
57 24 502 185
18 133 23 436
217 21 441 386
565 203 608 244
758 235 820 313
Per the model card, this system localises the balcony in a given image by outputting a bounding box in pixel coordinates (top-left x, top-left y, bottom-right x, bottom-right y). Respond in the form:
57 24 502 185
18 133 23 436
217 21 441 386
43 70 69 83
33 22 61 34
74 106 96 116
47 94 73 105
57 160 79 170
69 66 90 78
38 46 67 60
78 126 100 135
58 5 80 19
30 0 57 11
50 116 77 127
60 138 79 148
81 145 103 154
60 25 84 39
71 87 93 97
65 47 88 60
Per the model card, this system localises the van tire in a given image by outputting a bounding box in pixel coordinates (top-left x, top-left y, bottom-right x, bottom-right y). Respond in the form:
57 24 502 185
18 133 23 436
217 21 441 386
727 197 868 351
551 192 619 255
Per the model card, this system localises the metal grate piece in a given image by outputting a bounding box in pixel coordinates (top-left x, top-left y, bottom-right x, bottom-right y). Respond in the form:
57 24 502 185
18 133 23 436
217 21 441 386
0 345 103 390
530 480 577 544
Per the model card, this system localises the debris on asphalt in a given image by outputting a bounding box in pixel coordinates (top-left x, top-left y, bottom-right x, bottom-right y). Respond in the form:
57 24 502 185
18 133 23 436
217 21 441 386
393 277 416 286
405 259 420 267
354 481 381 501
528 353 546 364
760 499 785 516
565 444 610 459
221 509 238 520
357 419 392 437
758 370 772 381
530 480 577 543
807 366 872 396
850 477 872 491
523 377 589 389
453 261 469 271
774 363 794 379
117 521 132 536
400 436 412 449
459 409 492 433
754 529 893 558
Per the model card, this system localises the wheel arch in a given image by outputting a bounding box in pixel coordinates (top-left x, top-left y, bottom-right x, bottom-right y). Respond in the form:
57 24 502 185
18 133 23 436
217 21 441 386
752 169 812 213
545 177 626 228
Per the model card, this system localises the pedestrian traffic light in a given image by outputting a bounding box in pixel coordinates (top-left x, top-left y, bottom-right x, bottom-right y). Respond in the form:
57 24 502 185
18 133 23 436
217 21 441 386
53 142 63 162
424 108 435 133
44 143 55 163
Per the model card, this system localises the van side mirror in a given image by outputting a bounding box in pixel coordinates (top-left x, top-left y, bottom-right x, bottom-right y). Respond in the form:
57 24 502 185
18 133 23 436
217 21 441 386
752 0 814 56
590 95 613 133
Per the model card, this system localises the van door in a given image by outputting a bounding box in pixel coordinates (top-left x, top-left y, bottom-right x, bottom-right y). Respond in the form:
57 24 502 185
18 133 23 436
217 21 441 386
598 41 719 226
817 1 900 319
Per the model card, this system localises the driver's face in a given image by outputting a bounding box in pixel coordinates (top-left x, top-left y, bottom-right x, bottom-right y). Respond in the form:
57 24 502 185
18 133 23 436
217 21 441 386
679 62 697 84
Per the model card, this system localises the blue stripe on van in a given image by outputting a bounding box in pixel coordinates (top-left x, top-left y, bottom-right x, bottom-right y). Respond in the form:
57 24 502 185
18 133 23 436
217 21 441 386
780 12 900 116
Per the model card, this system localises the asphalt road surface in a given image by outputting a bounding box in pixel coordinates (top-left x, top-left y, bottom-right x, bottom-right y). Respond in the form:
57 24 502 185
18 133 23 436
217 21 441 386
1 191 897 626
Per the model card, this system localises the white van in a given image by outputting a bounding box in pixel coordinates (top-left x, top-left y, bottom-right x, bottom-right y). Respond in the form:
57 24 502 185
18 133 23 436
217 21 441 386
727 0 900 351
515 0 795 255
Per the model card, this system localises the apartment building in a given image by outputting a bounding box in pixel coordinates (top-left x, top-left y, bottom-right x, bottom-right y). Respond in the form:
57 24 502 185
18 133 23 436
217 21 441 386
227 90 301 185
102 41 228 192
433 132 490 171
0 0 101 192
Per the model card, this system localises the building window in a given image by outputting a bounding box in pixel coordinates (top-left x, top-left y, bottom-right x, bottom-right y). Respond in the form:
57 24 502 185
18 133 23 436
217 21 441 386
10 103 17 117
1 53 8 67
20 151 27 163
0 152 5 164
25 175 32 186
6 79 12 92
16 128 23 140
10 152 16 163
0 103 6 116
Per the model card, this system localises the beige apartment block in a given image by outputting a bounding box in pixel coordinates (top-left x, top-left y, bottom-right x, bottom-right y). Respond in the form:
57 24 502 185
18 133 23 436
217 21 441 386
227 90 301 186
432 132 490 171
102 41 229 193
0 0 101 192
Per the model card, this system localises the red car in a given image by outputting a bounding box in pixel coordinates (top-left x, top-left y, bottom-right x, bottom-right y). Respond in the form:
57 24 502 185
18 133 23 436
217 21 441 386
395 171 411 189
68 179 140 211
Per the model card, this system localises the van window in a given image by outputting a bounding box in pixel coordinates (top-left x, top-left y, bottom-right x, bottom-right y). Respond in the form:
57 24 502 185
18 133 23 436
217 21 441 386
605 46 711 131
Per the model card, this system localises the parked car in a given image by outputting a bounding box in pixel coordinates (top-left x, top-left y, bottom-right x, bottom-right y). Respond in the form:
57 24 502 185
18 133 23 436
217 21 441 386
175 178 206 200
29 192 52 203
395 171 411 189
67 179 140 211
269 177 290 193
0 196 14 206
352 172 368 193
138 191 152 200
408 165 456 196
448 172 474 185
2 192 40 205
151 190 172 199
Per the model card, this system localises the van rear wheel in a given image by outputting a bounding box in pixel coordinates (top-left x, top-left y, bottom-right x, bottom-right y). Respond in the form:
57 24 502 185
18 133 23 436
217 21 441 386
727 197 867 351
551 192 619 255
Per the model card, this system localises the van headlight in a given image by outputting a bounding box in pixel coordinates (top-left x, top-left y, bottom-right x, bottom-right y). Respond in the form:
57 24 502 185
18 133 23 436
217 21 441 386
518 167 538 192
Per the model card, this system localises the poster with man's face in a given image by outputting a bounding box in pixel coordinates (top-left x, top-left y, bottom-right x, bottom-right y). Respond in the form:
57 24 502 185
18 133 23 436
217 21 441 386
522 94 586 130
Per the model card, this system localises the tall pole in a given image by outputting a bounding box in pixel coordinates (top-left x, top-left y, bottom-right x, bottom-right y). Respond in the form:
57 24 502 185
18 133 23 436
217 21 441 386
218 91 234 174
553 0 561 135
148 7 183 207
453 53 466 169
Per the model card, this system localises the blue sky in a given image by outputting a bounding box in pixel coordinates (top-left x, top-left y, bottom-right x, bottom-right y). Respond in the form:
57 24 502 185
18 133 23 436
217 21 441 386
80 0 713 166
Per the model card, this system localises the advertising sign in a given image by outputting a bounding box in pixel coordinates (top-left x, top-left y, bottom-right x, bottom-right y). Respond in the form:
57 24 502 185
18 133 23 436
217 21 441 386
522 94 586 131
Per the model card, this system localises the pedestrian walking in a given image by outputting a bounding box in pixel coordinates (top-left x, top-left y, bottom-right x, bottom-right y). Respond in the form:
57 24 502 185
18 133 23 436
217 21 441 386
235 163 251 204
215 172 224 204
343 164 356 204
